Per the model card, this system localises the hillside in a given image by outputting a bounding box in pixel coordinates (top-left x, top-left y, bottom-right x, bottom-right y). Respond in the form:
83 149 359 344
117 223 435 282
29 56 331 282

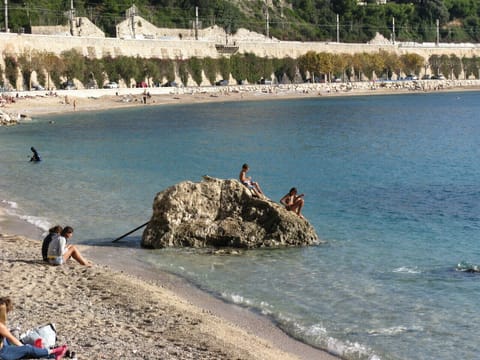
2 0 480 43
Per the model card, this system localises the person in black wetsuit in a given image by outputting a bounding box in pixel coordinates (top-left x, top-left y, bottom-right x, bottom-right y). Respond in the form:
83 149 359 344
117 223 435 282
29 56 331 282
30 147 41 162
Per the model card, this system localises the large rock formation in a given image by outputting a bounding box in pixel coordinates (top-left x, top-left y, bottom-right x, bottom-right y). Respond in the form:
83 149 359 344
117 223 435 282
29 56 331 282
141 176 321 249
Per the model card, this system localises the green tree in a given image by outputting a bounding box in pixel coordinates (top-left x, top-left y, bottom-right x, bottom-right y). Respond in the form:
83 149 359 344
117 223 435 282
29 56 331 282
369 52 385 80
177 60 189 86
144 59 162 86
332 0 358 19
417 0 449 23
160 60 175 83
351 53 364 81
358 53 375 80
461 56 479 79
230 54 247 84
203 57 218 85
450 54 462 79
84 58 105 88
4 56 18 90
187 57 203 86
400 53 424 76
445 0 478 19
260 57 274 81
40 52 63 89
298 51 320 81
115 56 141 85
216 1 242 34
283 57 298 83
17 50 37 90
381 51 401 80
429 54 442 76
464 16 480 42
273 57 297 83
332 53 349 81
439 54 451 78
218 57 231 81
102 56 116 83
61 49 85 82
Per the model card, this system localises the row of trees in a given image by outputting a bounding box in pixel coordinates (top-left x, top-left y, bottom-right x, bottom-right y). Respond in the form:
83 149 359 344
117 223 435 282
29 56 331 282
298 50 480 81
3 50 480 91
2 0 480 43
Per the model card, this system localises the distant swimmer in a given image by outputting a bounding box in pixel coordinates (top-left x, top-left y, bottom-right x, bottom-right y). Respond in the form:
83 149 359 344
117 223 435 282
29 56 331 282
30 147 41 162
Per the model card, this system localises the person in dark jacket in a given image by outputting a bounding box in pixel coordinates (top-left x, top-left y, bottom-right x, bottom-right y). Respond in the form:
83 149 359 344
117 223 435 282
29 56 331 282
30 147 41 162
41 225 63 262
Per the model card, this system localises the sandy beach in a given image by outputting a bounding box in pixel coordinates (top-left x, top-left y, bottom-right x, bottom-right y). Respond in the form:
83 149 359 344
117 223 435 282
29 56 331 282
1 79 479 121
0 228 339 360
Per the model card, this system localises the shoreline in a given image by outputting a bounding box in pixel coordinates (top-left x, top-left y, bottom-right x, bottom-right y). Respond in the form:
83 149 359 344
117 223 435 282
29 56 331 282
0 207 339 360
0 79 479 121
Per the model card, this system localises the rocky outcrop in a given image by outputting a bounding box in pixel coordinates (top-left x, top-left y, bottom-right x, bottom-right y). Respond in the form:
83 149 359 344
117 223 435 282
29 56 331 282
141 176 321 249
0 110 18 126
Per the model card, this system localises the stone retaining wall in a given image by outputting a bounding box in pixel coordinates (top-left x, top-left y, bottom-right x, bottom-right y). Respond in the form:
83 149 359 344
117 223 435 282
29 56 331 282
1 32 480 61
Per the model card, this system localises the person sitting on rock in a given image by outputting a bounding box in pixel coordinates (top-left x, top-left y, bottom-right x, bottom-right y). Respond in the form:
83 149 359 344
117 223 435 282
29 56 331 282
0 297 68 360
47 226 92 267
239 163 264 198
280 187 305 218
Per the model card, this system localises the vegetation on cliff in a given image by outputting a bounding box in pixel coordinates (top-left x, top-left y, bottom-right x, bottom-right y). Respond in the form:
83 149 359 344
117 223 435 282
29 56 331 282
2 0 480 43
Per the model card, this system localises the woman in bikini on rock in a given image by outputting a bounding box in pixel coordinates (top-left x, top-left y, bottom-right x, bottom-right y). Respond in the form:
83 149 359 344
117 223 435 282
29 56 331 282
280 187 305 218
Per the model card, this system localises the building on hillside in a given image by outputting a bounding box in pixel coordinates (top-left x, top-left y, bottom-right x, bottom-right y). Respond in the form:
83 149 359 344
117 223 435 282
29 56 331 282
116 5 158 39
29 4 267 46
31 17 105 37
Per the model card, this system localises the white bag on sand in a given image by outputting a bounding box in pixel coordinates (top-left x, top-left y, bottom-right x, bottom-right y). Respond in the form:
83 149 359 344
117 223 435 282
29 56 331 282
20 323 57 348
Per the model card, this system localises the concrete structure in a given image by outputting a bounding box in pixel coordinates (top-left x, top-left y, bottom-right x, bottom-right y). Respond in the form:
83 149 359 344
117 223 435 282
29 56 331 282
15 6 480 61
2 8 480 89
32 17 105 38
1 31 480 61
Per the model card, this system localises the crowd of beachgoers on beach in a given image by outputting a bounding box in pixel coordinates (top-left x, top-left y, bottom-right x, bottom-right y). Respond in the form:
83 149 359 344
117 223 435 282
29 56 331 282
0 77 479 127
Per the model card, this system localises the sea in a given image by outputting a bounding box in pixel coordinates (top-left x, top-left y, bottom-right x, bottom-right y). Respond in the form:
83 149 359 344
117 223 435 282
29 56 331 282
1 91 480 360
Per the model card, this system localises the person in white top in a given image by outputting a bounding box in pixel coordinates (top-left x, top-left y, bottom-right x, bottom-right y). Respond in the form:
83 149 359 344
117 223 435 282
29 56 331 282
47 226 92 267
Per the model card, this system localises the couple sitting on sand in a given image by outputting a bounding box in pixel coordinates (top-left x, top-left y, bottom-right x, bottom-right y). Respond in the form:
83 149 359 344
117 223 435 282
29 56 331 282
239 164 305 218
41 226 92 267
0 297 68 360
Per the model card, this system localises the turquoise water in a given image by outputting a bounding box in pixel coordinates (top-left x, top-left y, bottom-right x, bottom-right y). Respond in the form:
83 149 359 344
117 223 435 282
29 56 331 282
1 92 480 359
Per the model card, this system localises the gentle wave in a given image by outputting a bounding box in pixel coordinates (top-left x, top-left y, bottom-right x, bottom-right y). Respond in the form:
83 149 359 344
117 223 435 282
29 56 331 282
222 291 380 360
1 198 51 234
368 325 423 336
1 199 18 209
18 214 50 233
221 292 274 315
392 266 422 274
